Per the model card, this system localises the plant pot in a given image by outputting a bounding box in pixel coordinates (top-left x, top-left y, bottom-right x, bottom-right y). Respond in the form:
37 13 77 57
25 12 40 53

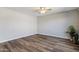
72 34 79 44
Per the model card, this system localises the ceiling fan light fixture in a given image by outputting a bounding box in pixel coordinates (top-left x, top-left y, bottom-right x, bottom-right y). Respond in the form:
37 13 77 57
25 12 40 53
39 9 47 14
35 7 51 14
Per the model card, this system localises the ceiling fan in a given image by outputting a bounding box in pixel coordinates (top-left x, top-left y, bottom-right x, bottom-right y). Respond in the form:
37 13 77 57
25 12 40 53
34 7 52 14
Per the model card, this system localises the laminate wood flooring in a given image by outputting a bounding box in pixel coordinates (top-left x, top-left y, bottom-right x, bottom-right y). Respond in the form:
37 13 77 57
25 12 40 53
0 34 79 52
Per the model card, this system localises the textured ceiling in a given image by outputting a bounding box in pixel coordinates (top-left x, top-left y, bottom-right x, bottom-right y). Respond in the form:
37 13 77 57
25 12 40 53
7 7 78 16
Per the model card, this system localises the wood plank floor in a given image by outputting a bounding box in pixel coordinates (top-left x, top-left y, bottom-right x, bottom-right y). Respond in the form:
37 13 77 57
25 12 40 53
0 34 79 52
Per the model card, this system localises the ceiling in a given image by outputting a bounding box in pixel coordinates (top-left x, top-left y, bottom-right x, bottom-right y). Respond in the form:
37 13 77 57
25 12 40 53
7 7 78 16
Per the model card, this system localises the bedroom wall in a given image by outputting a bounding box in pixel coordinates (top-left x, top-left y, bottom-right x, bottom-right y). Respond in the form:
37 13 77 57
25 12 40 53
0 8 37 42
38 10 79 39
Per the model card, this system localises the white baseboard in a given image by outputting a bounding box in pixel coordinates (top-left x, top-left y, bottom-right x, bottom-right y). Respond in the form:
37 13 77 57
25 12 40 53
0 33 70 43
0 34 36 43
38 33 70 40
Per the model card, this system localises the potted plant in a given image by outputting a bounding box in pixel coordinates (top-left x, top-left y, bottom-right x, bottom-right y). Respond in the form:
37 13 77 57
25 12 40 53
66 25 79 44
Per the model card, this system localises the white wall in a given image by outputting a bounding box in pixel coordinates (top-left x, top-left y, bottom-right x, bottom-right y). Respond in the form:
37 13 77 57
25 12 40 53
0 8 37 42
38 10 79 39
